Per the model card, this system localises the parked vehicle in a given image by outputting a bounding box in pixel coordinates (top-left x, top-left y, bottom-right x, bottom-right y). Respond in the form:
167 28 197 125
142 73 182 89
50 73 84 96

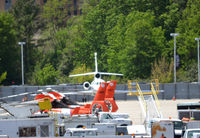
92 123 116 135
116 126 128 135
148 118 183 137
65 128 98 137
63 112 132 128
193 133 200 138
151 121 174 138
98 112 132 126
183 129 200 138
0 117 65 138
64 127 132 138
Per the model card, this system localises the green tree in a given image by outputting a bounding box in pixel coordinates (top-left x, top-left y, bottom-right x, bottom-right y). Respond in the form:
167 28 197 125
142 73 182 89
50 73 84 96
151 57 173 83
41 0 70 56
160 2 181 41
0 12 19 85
69 64 93 83
74 0 170 81
75 0 140 72
32 63 60 85
107 11 165 79
0 72 7 85
106 14 127 74
177 60 197 82
176 0 200 67
42 0 70 29
10 0 41 83
76 4 107 67
40 0 77 76
37 16 83 83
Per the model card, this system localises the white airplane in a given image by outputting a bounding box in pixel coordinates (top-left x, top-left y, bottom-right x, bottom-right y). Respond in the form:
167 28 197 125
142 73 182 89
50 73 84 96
69 52 123 92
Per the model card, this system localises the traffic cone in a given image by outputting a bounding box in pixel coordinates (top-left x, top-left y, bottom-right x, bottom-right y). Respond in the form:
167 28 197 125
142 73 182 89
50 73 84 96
173 96 175 101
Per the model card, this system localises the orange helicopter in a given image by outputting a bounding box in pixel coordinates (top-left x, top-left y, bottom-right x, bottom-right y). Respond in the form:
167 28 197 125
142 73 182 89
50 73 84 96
34 81 118 116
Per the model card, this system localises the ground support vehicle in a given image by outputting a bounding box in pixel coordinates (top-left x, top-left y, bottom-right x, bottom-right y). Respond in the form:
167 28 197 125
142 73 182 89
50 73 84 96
183 129 200 138
63 114 98 128
98 112 132 126
0 117 65 138
147 118 183 137
91 123 116 135
151 121 174 138
63 112 132 128
64 127 132 138
0 115 132 138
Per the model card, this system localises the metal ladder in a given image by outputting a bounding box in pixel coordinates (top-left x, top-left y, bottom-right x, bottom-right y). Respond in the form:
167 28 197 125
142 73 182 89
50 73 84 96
128 79 162 121
151 79 162 118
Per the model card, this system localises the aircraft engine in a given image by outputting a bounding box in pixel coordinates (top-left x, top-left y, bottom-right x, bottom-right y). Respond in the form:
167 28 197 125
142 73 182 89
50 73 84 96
95 73 101 79
83 82 90 90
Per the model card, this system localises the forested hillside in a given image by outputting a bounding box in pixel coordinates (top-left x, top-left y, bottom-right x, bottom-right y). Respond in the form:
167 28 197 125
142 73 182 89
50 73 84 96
0 0 200 85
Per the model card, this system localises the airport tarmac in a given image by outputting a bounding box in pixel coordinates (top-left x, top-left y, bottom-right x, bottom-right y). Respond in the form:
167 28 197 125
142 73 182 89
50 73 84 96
116 99 200 125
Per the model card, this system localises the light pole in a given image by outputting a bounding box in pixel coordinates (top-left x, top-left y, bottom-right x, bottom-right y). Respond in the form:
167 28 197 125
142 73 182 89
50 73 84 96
195 38 200 83
18 42 26 85
170 33 179 83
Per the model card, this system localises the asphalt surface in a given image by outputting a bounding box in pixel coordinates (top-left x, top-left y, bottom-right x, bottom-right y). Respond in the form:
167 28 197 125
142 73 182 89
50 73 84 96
116 99 200 125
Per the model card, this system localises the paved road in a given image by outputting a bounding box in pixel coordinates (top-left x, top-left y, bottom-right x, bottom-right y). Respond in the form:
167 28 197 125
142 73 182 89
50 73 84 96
116 99 200 125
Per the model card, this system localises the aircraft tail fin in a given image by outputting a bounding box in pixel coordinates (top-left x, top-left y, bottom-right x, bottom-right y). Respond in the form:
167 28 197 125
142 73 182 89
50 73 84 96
93 82 107 101
105 81 117 98
104 81 118 112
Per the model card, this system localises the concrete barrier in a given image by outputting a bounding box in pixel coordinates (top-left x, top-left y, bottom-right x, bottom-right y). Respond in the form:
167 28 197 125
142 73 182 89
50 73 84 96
189 83 200 99
0 82 200 101
163 83 175 100
176 83 189 99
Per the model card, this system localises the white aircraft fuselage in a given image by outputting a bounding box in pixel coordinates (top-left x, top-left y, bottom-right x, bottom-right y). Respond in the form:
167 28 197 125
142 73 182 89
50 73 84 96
69 52 123 92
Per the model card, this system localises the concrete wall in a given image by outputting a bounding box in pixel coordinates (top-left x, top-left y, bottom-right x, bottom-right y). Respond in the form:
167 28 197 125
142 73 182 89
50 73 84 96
0 83 200 101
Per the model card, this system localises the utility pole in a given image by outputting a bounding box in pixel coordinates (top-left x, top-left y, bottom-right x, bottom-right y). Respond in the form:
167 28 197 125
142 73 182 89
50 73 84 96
195 38 200 83
170 33 179 83
18 42 26 85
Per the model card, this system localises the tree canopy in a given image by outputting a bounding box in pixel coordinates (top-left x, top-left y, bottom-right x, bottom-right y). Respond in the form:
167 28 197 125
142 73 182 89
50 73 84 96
0 0 200 85
0 12 19 85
